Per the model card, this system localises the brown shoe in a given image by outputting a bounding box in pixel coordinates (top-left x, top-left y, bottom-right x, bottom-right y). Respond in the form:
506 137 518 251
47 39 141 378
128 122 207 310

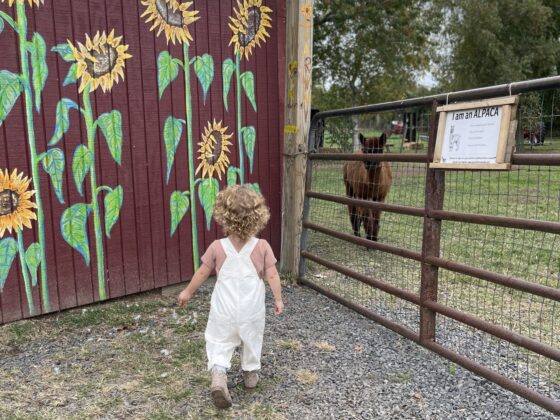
210 370 232 408
243 370 259 389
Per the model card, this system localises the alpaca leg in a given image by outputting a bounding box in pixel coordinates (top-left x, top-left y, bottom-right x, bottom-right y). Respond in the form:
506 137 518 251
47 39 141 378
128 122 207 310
349 205 361 237
366 209 381 242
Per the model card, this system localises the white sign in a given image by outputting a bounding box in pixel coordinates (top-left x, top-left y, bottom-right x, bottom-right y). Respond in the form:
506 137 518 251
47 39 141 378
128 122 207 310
441 106 502 164
431 96 518 170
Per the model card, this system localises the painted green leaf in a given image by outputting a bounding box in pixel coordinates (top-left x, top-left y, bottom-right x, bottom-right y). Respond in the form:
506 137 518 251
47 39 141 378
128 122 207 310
164 116 185 184
42 148 65 204
194 54 214 104
198 178 219 230
50 98 79 145
0 237 18 290
0 17 4 35
222 59 235 111
61 203 91 265
170 190 190 236
242 126 256 173
157 51 179 98
72 144 93 196
0 70 22 126
104 185 124 238
227 166 239 186
52 43 76 62
247 182 261 194
240 71 257 112
29 33 48 112
97 110 123 165
25 242 42 287
63 63 78 86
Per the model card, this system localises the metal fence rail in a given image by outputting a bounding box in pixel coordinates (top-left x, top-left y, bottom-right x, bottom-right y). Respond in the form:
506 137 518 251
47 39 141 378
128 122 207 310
299 76 560 415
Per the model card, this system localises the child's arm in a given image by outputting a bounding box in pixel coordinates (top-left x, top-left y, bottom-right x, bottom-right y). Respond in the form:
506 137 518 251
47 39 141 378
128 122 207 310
178 264 213 307
264 265 284 315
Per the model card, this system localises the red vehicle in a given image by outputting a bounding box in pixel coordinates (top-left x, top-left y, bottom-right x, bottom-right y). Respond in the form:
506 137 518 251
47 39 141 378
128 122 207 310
391 120 404 135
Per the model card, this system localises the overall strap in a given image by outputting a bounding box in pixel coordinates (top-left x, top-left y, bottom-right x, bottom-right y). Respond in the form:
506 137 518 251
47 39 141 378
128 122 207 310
220 238 237 258
239 237 259 258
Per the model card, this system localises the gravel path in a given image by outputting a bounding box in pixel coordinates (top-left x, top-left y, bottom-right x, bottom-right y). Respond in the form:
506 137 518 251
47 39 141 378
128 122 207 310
1 282 557 419
253 285 557 419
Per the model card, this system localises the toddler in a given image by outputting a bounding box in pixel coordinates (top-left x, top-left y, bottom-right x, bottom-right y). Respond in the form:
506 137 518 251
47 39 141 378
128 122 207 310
178 185 284 409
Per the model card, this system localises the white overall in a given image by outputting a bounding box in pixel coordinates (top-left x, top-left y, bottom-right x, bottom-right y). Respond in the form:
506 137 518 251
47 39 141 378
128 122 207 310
205 237 266 371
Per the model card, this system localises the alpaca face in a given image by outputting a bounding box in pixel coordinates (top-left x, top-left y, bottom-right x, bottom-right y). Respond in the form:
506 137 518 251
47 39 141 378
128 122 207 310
359 133 387 170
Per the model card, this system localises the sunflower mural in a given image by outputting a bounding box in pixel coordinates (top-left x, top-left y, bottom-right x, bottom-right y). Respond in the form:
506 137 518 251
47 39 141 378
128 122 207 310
0 169 39 314
223 0 272 189
51 30 131 300
142 0 224 271
0 0 50 310
196 120 233 181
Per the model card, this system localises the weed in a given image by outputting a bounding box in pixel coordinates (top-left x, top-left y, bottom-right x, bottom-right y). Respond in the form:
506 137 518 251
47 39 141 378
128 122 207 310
448 363 457 375
295 369 318 385
392 371 413 383
278 339 302 351
313 341 336 352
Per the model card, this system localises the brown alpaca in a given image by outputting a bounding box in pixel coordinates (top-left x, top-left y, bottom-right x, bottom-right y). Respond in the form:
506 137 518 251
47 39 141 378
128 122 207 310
343 132 393 241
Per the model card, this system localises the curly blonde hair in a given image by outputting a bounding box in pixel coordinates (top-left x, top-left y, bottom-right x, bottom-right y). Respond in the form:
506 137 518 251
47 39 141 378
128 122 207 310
213 185 270 240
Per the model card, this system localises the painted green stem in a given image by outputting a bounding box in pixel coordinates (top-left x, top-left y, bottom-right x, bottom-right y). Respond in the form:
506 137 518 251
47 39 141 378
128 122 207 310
16 3 49 311
235 51 245 184
17 230 34 315
82 86 106 300
183 43 200 271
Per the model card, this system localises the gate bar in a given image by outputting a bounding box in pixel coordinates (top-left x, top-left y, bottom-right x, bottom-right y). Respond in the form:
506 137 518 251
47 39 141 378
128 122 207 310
303 221 423 262
309 152 560 166
429 209 560 235
305 191 560 234
306 191 425 217
302 250 560 363
309 153 428 162
426 256 560 301
299 277 419 342
310 76 560 121
301 251 421 305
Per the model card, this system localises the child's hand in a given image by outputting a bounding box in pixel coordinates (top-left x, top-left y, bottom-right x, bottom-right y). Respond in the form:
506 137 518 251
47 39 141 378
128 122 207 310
178 289 192 307
274 299 284 315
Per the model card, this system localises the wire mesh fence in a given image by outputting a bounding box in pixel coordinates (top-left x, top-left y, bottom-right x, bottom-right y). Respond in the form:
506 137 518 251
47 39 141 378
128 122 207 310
300 86 560 414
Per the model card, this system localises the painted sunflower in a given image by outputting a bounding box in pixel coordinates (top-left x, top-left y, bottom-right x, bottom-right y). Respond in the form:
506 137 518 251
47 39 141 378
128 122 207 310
1 0 43 7
141 0 199 45
229 0 272 60
0 169 37 237
196 120 233 180
68 30 132 93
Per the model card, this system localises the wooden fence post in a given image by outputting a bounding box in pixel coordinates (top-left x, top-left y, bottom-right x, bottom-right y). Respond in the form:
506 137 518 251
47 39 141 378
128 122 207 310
420 100 444 342
279 0 314 275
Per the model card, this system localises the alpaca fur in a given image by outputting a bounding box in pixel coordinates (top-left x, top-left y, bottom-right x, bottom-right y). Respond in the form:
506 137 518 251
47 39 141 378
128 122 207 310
343 132 393 241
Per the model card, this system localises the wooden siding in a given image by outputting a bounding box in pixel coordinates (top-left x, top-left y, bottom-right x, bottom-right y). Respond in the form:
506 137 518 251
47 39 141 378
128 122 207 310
0 0 285 324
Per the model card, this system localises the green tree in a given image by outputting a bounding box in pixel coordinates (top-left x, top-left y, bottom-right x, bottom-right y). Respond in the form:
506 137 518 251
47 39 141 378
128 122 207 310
436 0 560 90
312 0 442 111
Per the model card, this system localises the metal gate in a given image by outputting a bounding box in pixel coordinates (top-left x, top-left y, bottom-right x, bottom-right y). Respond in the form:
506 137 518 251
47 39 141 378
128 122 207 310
299 77 560 415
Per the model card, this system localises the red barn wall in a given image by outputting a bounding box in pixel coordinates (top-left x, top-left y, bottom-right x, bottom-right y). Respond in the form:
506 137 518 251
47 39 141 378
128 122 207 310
0 0 285 323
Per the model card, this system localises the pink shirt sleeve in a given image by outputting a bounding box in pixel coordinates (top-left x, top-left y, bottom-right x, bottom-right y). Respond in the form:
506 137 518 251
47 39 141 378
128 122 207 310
260 239 277 271
201 240 218 271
